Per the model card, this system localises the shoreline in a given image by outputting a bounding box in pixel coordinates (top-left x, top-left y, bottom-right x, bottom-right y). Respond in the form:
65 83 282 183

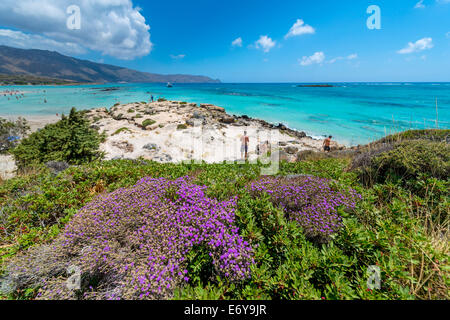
0 100 346 180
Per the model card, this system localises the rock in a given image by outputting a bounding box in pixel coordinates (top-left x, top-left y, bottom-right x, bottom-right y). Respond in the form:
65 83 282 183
111 141 134 153
220 116 235 124
278 141 287 147
279 150 296 163
45 161 70 174
285 146 299 154
0 155 17 180
153 154 172 162
277 123 287 130
192 111 204 119
200 104 225 113
294 131 307 139
143 143 160 151
90 124 100 130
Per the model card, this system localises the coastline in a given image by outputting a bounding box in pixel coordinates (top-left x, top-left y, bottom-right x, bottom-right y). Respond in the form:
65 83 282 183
0 100 345 179
85 100 344 163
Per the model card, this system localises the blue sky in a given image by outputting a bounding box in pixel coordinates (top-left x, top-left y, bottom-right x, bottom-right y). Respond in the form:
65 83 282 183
0 0 449 82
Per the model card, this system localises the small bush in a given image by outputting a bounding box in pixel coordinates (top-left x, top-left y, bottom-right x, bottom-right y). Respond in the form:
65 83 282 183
353 140 449 186
112 127 131 136
5 177 253 300
248 176 360 243
142 119 156 128
177 124 188 130
134 114 143 119
127 108 135 113
158 98 167 102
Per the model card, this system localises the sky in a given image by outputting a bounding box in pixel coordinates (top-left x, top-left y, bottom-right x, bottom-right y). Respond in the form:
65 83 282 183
0 0 449 82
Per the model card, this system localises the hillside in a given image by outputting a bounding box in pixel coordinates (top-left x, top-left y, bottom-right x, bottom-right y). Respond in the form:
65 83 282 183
0 46 220 84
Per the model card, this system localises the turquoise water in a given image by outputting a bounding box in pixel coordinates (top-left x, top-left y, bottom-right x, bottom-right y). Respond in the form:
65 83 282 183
1 82 449 145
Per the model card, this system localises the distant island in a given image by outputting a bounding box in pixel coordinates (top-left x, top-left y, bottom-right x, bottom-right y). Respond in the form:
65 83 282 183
296 84 335 87
0 45 221 84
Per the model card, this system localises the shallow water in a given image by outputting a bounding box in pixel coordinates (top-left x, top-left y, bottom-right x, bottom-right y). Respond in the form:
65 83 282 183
1 82 449 145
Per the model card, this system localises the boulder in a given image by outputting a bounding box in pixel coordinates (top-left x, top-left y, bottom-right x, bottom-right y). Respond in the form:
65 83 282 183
200 104 225 113
112 141 134 153
143 143 160 152
220 116 235 124
285 146 299 154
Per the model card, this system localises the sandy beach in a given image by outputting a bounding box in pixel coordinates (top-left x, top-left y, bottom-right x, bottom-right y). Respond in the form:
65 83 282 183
0 114 60 132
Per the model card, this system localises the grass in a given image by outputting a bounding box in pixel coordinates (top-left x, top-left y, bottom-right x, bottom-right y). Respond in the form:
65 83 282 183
142 119 156 128
112 127 131 136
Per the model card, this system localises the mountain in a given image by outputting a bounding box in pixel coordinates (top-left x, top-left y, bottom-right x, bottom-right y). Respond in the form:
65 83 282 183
0 46 220 84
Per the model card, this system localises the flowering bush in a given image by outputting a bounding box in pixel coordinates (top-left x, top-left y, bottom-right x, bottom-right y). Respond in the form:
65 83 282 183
248 176 361 242
9 176 253 300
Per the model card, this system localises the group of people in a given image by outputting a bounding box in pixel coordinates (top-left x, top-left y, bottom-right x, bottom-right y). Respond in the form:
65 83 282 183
239 131 333 161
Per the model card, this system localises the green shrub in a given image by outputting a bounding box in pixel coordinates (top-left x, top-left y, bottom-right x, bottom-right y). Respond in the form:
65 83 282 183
127 108 135 113
112 127 131 136
354 140 449 186
379 129 449 144
134 114 143 119
177 124 188 130
10 108 103 168
142 119 156 128
158 98 167 102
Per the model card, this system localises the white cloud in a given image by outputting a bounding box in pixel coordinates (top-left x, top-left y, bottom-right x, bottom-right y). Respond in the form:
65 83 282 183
232 37 243 47
397 37 433 54
299 52 325 66
328 53 358 64
285 19 315 39
446 31 450 38
414 0 425 8
0 0 152 60
254 35 276 53
0 29 86 55
170 54 185 60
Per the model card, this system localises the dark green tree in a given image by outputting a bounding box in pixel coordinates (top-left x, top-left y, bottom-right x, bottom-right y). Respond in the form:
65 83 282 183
11 108 103 168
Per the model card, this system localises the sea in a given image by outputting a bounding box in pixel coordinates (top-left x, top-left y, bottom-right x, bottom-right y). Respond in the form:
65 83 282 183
1 82 449 146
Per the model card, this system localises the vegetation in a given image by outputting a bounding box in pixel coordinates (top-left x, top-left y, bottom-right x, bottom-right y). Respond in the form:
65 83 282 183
0 74 80 85
10 108 103 169
112 127 131 136
177 124 188 130
0 129 448 300
0 117 30 154
142 119 156 128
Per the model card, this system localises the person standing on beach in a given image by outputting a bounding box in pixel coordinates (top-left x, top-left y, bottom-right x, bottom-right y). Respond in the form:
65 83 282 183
323 136 332 152
150 95 154 102
241 131 249 160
